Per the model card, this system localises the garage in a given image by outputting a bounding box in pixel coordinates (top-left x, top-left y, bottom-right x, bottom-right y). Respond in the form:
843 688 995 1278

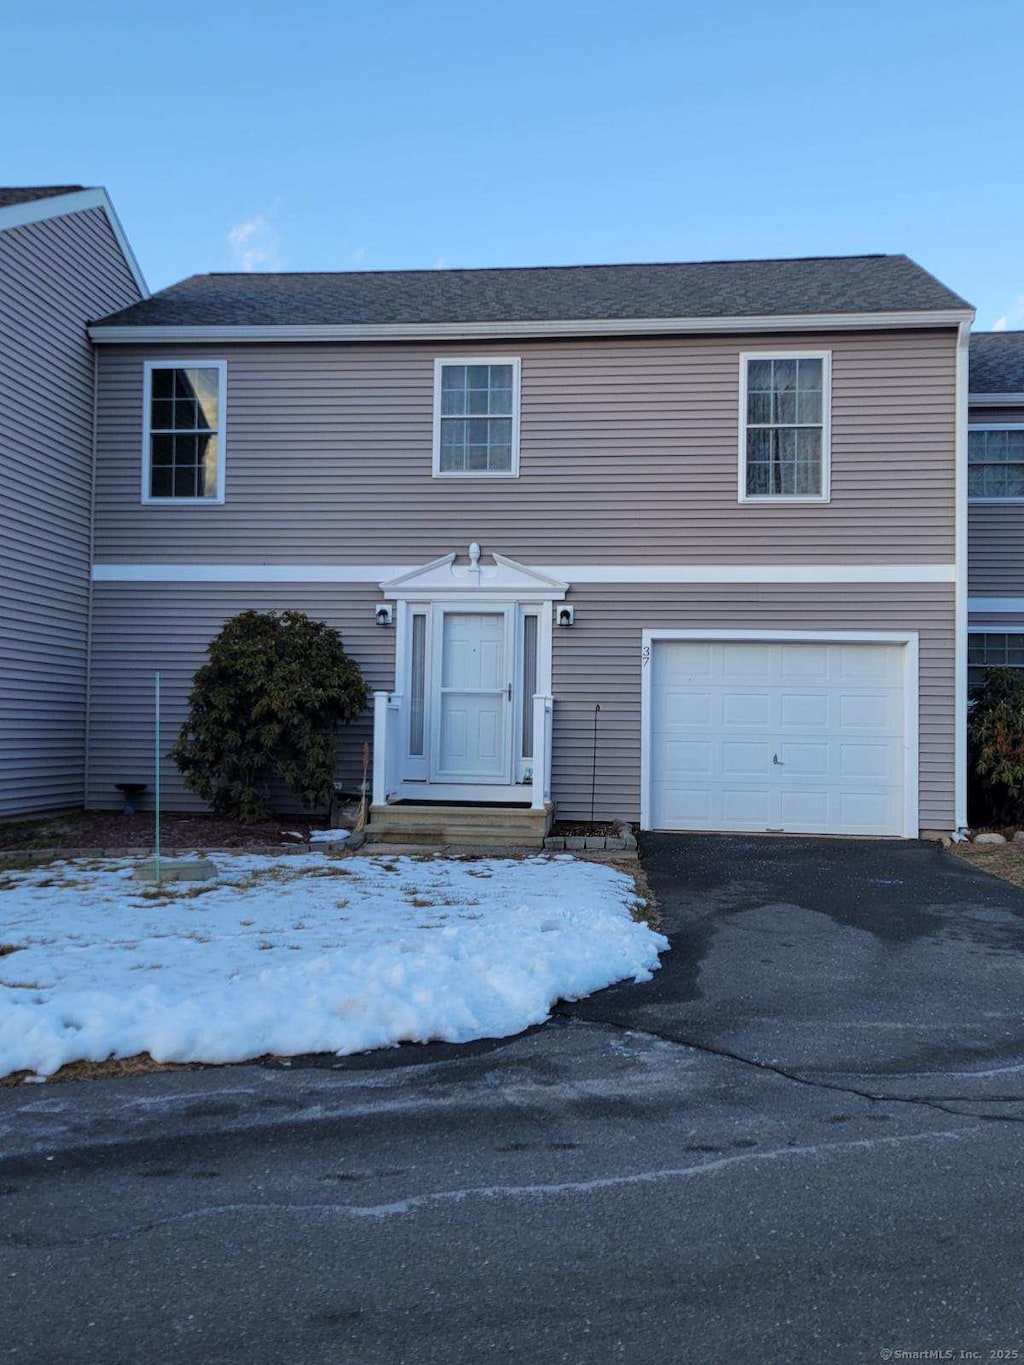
642 632 917 837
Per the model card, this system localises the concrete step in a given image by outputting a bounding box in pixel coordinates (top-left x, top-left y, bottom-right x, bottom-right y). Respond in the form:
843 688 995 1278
374 803 542 826
368 802 554 849
368 831 545 849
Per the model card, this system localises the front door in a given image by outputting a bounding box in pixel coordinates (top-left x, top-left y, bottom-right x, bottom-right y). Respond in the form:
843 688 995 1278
430 607 514 783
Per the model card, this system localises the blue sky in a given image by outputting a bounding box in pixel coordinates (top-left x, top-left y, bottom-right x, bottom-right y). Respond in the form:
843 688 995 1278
3 0 1021 327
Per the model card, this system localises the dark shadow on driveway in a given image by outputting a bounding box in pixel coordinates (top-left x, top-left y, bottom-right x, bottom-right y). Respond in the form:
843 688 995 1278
562 834 1024 1103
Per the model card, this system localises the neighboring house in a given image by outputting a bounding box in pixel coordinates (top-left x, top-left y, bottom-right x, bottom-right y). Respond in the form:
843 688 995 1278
84 255 973 838
0 187 147 816
966 331 1024 689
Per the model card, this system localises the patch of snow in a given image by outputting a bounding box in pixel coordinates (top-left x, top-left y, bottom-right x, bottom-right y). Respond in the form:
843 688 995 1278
0 854 667 1078
308 828 351 844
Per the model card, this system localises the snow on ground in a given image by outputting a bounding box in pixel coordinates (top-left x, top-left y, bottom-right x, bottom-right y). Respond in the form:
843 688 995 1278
0 854 667 1078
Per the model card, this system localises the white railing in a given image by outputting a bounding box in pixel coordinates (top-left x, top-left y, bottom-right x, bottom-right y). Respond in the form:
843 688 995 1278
530 694 554 811
376 690 551 810
371 691 403 807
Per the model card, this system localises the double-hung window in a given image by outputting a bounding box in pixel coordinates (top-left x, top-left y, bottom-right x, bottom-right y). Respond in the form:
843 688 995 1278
433 358 521 477
968 427 1024 500
143 360 227 503
968 632 1024 690
740 352 831 502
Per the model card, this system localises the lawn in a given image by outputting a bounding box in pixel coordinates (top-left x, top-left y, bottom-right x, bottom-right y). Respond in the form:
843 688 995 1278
950 839 1024 889
0 853 667 1081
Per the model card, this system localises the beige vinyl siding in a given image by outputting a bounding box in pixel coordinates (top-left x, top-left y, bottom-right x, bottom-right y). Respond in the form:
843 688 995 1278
93 329 957 566
0 207 142 815
86 583 392 812
87 580 954 832
967 402 1024 596
551 583 955 831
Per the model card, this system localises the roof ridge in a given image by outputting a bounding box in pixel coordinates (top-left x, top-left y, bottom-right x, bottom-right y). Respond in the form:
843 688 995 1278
200 253 897 280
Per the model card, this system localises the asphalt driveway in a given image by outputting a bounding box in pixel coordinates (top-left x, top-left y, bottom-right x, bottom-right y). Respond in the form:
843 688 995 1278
2 835 1024 1363
566 834 1024 1115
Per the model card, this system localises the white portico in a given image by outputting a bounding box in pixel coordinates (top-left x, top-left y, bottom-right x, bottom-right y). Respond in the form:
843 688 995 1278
370 545 566 826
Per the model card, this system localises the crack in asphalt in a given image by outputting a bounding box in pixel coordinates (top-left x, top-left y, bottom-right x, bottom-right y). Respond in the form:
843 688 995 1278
558 1009 1024 1122
0 1127 970 1248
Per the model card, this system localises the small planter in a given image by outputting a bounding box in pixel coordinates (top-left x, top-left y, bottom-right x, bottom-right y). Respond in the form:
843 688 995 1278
114 783 148 816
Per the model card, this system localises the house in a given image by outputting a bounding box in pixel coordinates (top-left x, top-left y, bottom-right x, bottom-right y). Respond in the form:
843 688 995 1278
966 331 1024 690
0 187 147 817
82 254 973 840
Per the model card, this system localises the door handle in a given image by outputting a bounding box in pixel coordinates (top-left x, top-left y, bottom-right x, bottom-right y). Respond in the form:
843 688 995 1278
772 753 783 766
506 682 513 701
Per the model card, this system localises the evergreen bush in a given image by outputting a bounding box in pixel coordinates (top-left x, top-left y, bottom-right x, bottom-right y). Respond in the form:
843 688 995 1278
172 609 369 821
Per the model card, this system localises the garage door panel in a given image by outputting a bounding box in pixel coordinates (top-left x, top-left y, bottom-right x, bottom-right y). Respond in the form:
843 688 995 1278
779 644 830 679
778 789 829 828
722 740 773 775
837 741 898 781
838 790 900 830
780 692 829 728
838 692 901 730
721 787 773 824
778 742 830 777
722 644 772 679
649 639 907 837
660 689 712 726
652 783 712 825
722 691 771 727
660 643 713 680
838 645 902 683
663 739 713 774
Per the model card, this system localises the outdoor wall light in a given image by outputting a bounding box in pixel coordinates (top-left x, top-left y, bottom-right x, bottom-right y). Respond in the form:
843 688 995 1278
556 605 575 627
375 604 394 627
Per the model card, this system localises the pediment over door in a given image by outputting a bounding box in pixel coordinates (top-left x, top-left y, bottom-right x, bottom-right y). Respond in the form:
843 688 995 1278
380 544 568 602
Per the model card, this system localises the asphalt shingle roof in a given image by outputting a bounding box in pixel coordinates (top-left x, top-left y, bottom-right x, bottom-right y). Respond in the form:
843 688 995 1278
0 185 86 210
93 254 971 330
970 331 1024 393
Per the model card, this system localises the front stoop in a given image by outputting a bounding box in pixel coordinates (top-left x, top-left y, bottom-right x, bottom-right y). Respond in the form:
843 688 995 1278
367 801 554 850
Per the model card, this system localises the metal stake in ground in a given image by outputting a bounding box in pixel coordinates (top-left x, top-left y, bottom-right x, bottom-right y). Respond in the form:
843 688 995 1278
590 703 601 827
154 671 161 884
132 672 216 885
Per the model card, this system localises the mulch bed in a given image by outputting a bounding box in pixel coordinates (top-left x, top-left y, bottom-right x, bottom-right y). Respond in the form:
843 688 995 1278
0 810 313 853
550 821 622 838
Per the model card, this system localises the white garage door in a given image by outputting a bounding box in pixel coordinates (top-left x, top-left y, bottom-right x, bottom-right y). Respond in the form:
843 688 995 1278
648 639 908 836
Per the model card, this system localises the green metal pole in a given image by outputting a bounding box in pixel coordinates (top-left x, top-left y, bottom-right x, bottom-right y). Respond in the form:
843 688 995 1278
154 671 161 884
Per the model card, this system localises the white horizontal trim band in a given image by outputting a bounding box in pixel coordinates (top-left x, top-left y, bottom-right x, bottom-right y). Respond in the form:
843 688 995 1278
969 393 1024 406
968 597 1024 613
87 308 972 345
93 562 957 585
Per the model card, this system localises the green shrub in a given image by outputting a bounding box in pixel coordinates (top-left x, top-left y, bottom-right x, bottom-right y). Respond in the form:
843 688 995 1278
967 666 1024 826
171 609 369 821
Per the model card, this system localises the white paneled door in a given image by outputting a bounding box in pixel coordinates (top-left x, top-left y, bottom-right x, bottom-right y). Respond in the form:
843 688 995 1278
649 639 908 836
431 608 514 783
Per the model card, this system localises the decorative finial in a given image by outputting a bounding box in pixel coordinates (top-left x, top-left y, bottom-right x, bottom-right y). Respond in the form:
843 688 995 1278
468 542 481 568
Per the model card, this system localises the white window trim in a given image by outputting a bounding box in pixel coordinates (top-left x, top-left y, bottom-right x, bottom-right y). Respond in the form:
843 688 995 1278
431 357 521 479
966 628 1024 688
639 628 919 839
738 350 832 504
141 359 228 506
967 423 1024 504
